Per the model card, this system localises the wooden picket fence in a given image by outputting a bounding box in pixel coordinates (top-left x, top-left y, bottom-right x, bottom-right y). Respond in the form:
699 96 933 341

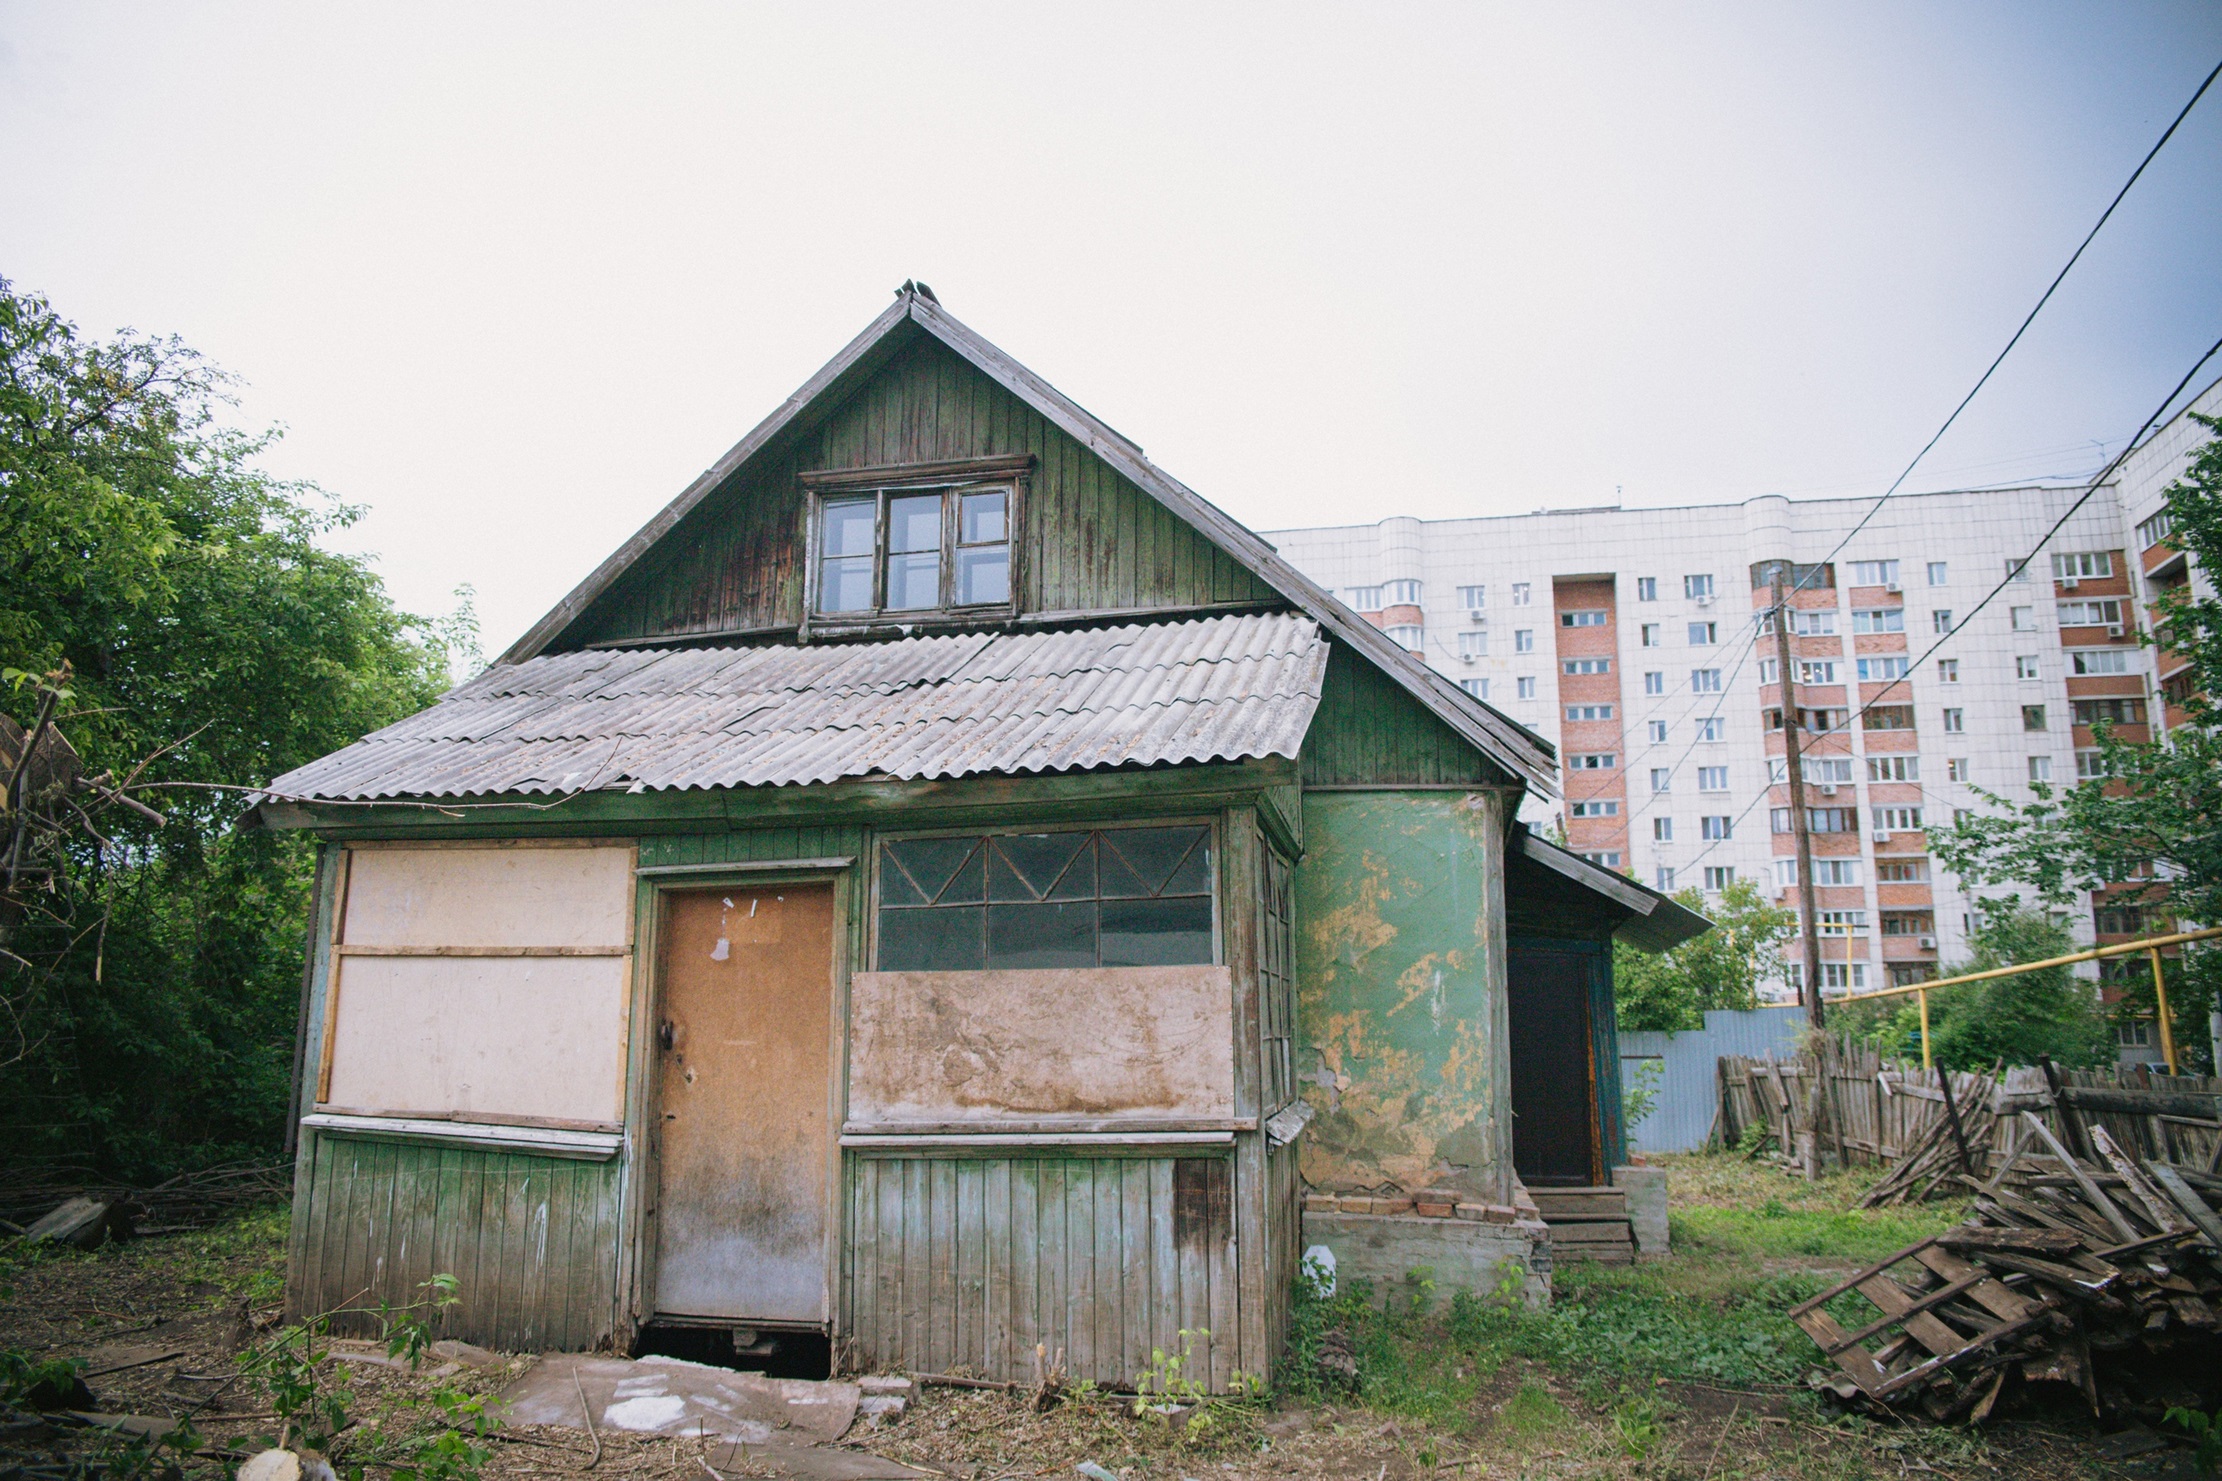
1717 1035 2222 1200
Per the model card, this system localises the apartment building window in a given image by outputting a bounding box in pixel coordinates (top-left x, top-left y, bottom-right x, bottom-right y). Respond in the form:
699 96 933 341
1937 658 1958 682
1384 625 1424 650
1515 629 1535 653
1570 752 1617 769
2022 705 2048 731
2118 1020 2153 1048
1458 678 1489 700
1876 859 1929 882
1569 800 1619 817
1946 758 1969 782
2058 598 2124 628
1932 610 1954 634
1783 859 1864 887
2028 755 2052 784
1795 660 1838 684
1685 574 1715 599
1697 766 1729 792
1850 560 1900 586
1644 671 1665 695
1773 807 1855 833
1852 608 1905 634
1927 561 1948 585
2010 605 2037 632
1581 851 1622 868
2073 697 2145 726
1752 560 1835 590
1636 577 1658 601
1650 768 1671 793
1457 584 1487 609
2005 558 2029 582
1791 609 1837 636
1653 817 1673 842
1516 676 1537 699
1650 720 1670 743
1458 630 1489 659
2075 750 2115 780
1344 585 1384 610
1817 910 1867 937
2068 649 2129 675
1655 866 1676 890
1856 657 1909 682
1863 706 1915 731
1641 623 1661 647
1688 621 1718 645
1511 583 1532 606
2094 904 2152 935
1700 816 1733 840
1565 704 1614 721
2052 552 2113 580
1867 756 1919 782
1942 708 1964 733
1384 579 1422 606
1695 717 1723 741
1703 866 1736 890
1772 756 1853 783
2016 656 2041 680
1873 806 1924 832
1564 658 1611 675
1759 658 1775 683
2137 512 2174 548
1562 609 1608 628
1954 808 1974 826
1691 668 1722 693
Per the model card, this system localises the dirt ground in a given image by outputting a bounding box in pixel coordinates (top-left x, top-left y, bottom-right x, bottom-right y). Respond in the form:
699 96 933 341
1 1161 2211 1480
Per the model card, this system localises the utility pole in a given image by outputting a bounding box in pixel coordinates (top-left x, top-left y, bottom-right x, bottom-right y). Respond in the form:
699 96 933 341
1773 566 1827 1031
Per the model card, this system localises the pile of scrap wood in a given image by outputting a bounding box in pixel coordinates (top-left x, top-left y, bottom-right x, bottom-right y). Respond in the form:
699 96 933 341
1795 1112 2222 1424
1 1162 290 1242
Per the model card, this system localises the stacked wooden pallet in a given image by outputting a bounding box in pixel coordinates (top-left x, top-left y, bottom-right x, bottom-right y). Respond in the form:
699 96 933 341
1528 1186 1634 1265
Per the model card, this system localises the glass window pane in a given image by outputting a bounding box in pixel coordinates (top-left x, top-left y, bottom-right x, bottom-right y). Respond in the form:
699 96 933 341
884 836 983 905
1101 896 1213 966
820 555 874 613
1102 826 1210 896
889 494 942 554
960 490 1007 544
989 832 1089 902
987 901 1097 968
956 547 1009 606
879 905 984 971
821 498 877 557
887 551 940 610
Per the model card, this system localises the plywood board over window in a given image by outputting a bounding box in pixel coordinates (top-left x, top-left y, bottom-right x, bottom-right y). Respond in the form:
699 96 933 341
319 843 636 1130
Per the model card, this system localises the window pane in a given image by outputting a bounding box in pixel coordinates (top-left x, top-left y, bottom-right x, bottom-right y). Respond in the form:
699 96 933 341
989 832 1091 902
1100 896 1213 966
987 901 1097 968
821 498 877 556
960 489 1007 544
1102 826 1210 897
887 551 940 610
879 904 984 971
884 836 984 905
956 546 1009 606
820 554 874 613
889 493 942 553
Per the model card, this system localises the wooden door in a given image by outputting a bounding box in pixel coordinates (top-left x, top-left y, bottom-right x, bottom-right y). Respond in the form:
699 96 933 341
1506 945 1599 1187
653 884 835 1324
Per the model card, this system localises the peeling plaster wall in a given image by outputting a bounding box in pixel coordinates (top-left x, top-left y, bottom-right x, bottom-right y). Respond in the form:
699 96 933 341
1293 791 1512 1204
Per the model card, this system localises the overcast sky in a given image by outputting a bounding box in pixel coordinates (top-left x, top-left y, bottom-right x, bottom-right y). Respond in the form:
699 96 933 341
4 3 2219 654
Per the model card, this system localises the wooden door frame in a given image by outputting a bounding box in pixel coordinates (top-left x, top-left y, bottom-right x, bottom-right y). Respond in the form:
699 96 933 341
1505 937 1608 1187
617 861 855 1348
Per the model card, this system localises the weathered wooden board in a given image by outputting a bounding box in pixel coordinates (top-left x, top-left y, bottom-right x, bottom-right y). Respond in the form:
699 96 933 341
847 967 1234 1125
341 844 634 948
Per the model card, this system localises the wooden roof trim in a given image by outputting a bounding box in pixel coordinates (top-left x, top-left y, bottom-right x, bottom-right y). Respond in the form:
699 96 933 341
1516 829 1713 952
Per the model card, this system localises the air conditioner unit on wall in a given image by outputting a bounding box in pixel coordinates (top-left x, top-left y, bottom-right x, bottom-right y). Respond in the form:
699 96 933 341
1696 594 1714 608
1818 784 1837 796
1885 582 1902 594
1468 610 1487 625
2061 576 2079 590
1919 935 1938 950
1460 654 1475 666
1872 829 1893 843
2107 623 2124 638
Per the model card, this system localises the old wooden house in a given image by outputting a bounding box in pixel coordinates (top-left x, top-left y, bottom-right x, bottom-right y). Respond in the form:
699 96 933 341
259 287 1704 1387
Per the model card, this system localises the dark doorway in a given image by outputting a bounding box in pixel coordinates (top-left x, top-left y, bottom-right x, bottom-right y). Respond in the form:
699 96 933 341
1507 945 1599 1186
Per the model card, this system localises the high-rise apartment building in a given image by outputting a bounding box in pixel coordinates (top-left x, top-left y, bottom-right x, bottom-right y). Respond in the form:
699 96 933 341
1267 381 2219 1031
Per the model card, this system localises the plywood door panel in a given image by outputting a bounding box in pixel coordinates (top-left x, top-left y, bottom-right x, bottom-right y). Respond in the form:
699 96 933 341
1507 947 1599 1186
654 885 835 1324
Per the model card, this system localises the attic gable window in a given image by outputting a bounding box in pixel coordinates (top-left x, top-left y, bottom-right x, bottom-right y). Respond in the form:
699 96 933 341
802 456 1029 624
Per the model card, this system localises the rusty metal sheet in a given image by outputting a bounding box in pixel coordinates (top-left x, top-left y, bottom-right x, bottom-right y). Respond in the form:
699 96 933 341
268 613 1327 801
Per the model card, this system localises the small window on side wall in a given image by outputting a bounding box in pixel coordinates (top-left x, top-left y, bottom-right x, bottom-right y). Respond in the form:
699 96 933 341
877 826 1214 971
809 467 1020 622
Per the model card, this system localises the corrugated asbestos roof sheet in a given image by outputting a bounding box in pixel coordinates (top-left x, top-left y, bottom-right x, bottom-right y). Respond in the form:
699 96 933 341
268 613 1327 800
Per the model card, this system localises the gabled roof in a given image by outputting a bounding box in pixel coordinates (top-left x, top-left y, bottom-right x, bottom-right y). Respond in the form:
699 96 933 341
501 289 1558 796
269 613 1326 799
1511 826 1713 952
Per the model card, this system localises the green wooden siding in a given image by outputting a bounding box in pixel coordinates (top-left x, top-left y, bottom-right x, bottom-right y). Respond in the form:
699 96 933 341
842 1152 1245 1389
557 337 1278 649
1301 645 1507 788
636 825 866 870
289 1133 622 1353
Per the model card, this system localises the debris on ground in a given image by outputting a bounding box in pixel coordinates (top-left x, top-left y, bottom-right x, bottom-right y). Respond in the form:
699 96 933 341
4 1163 291 1237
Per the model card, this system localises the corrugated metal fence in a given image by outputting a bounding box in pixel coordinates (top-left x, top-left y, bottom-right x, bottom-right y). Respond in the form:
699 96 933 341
1620 1007 1808 1153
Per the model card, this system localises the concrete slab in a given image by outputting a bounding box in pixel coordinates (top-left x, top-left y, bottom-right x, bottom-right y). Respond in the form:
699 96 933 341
1302 1210 1551 1307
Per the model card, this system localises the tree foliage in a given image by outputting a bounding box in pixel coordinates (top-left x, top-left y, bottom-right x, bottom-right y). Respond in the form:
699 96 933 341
1614 879 1794 1032
0 277 465 1177
1934 414 2222 1067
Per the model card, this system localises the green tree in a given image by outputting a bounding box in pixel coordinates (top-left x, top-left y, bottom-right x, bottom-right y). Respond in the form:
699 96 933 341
1614 879 1792 1032
1934 414 2222 1068
0 277 462 1176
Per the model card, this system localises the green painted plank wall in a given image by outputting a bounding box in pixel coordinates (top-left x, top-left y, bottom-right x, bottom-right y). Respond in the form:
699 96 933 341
842 1153 1245 1390
1300 645 1508 788
290 1133 622 1353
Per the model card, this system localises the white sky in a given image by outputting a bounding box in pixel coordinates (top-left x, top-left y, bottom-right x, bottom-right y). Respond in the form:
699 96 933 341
4 3 2219 654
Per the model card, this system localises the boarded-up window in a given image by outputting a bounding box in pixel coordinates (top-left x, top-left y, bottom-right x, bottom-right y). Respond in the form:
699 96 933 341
318 844 634 1128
